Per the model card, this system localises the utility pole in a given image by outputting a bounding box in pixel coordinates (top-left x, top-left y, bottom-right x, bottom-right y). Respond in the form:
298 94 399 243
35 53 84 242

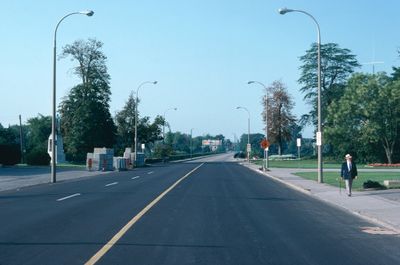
362 61 384 75
19 115 24 164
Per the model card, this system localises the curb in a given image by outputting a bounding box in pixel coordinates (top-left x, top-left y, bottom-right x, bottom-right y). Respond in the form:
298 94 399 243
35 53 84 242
316 195 400 234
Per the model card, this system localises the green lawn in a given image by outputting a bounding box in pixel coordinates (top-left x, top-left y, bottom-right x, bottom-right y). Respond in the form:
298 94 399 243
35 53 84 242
252 159 341 169
252 159 400 169
14 163 86 168
294 171 400 191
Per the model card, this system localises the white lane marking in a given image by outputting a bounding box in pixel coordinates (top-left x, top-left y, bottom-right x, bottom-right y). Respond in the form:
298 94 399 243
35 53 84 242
361 226 398 235
105 182 118 187
57 193 81 202
147 171 154 175
85 163 204 265
131 176 140 180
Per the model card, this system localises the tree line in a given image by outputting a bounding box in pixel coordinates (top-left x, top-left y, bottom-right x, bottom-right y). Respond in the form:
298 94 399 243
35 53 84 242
244 42 400 164
2 39 400 165
0 39 228 165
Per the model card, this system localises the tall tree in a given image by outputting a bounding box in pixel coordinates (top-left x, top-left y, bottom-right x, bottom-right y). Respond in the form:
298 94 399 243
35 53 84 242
137 115 164 147
59 39 116 162
325 73 400 163
170 131 190 153
391 49 400 81
25 114 51 152
298 42 360 127
262 80 296 155
23 114 52 165
0 124 21 165
0 124 18 145
114 92 137 151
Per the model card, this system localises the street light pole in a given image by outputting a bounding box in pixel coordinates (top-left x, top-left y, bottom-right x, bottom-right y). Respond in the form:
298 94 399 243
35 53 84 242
134 81 157 166
163 107 177 143
51 10 94 183
248 80 269 171
278 7 323 183
236 106 250 162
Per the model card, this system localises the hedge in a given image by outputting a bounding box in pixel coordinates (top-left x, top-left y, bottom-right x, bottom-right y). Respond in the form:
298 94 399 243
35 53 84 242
0 144 21 165
26 148 50 166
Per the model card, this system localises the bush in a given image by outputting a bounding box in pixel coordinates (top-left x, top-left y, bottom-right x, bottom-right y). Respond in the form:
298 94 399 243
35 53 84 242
0 144 21 165
363 180 386 190
26 148 50 166
145 158 164 164
234 152 246 158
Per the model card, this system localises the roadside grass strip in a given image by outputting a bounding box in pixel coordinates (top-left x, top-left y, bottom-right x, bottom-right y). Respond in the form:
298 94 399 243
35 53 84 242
294 171 400 190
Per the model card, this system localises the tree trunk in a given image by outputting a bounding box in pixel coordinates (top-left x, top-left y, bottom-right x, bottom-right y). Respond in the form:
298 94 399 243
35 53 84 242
382 138 394 164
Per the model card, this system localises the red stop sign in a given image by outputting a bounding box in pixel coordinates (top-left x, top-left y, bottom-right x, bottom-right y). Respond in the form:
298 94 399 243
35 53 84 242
260 139 270 149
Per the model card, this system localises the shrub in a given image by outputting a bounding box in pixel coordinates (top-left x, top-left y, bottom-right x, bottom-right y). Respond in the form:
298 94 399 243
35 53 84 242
0 144 21 165
26 148 50 166
145 158 164 164
363 180 386 190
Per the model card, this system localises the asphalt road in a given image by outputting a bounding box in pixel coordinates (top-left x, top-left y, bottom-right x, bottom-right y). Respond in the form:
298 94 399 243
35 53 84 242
1 155 400 265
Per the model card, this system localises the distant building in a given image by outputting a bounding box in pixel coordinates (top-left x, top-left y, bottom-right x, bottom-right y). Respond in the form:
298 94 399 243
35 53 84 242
202 139 222 152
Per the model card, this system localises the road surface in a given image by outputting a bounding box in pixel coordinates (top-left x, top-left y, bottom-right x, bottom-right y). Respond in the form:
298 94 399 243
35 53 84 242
1 153 399 264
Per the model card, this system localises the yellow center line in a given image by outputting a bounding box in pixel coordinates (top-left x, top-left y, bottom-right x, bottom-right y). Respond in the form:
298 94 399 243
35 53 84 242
84 163 204 265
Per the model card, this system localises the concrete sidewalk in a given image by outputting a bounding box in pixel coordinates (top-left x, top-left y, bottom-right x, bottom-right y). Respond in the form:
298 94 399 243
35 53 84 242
242 162 400 234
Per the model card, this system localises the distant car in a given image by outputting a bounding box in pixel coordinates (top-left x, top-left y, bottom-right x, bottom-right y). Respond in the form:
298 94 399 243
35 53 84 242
234 152 246 159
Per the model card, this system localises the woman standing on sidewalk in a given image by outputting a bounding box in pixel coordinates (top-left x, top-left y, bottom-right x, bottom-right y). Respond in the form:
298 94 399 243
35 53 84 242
341 154 358 196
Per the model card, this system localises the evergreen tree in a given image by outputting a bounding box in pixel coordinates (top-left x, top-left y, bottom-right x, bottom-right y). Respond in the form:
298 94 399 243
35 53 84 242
298 43 360 127
114 92 137 152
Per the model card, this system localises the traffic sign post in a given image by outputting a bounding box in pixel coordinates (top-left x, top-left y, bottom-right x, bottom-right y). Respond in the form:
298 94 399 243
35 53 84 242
260 139 270 171
297 138 301 168
296 138 301 160
246 143 251 152
246 143 251 162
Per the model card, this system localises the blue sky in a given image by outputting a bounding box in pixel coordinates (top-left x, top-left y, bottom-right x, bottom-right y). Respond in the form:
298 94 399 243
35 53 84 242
1 0 399 141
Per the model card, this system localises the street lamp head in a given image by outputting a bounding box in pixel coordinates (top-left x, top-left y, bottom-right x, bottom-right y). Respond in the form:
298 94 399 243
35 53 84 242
236 106 241 109
80 10 94 16
247 81 255 84
278 7 293 15
153 81 158 84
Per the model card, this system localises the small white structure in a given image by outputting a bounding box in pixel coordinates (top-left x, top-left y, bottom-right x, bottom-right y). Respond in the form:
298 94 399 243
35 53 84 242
202 139 222 152
47 134 66 164
47 116 66 164
383 180 400 189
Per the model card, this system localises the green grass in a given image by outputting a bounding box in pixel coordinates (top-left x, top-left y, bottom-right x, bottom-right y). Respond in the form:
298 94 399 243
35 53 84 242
252 159 400 169
12 163 86 168
252 159 341 169
294 171 400 191
57 163 86 168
